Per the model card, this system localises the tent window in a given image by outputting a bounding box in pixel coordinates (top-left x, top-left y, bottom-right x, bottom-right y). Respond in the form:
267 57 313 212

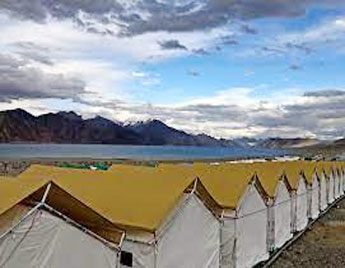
120 251 133 267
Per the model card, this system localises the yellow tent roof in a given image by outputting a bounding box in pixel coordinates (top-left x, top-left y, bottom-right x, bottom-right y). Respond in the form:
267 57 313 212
0 177 48 216
20 164 195 232
282 161 304 190
315 163 325 179
251 162 286 197
322 161 336 178
301 161 317 184
335 162 343 174
193 163 256 209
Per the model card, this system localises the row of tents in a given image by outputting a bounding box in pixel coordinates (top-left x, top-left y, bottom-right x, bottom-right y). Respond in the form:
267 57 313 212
0 160 344 268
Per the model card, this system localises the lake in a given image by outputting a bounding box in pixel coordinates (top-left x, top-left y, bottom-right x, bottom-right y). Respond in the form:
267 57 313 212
0 144 288 161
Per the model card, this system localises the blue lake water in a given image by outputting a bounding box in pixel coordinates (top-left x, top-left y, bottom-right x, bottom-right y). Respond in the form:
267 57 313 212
0 144 288 160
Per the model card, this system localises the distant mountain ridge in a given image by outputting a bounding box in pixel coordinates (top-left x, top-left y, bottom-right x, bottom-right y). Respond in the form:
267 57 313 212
1 109 341 149
0 109 235 146
256 137 323 149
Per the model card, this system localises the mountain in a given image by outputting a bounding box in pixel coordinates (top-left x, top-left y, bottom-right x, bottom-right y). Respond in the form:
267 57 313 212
0 109 235 146
81 116 141 144
3 108 333 148
256 138 322 149
0 109 43 142
233 137 261 148
126 119 235 146
0 109 142 144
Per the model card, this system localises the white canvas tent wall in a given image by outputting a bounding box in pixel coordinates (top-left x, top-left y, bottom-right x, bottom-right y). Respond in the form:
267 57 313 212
253 162 293 251
324 164 335 204
334 168 341 200
284 162 309 232
121 189 221 268
339 165 345 195
195 163 269 268
0 206 119 268
335 164 344 197
0 179 122 268
338 163 344 196
302 163 320 220
318 167 328 211
339 164 344 193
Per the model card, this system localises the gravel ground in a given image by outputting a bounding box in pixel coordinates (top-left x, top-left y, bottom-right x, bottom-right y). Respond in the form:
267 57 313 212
271 197 345 268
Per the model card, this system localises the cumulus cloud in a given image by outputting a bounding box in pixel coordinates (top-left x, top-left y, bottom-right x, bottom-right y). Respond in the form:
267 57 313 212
0 53 85 102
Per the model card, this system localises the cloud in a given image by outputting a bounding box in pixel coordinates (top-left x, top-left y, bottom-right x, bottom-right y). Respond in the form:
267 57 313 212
0 53 85 102
289 63 302 70
192 48 210 55
187 69 200 77
240 24 258 35
4 85 345 140
285 42 313 54
1 0 344 37
303 89 345 97
11 41 53 65
159 39 188 50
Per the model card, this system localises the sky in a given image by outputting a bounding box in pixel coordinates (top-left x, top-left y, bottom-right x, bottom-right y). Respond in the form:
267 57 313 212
1 1 345 140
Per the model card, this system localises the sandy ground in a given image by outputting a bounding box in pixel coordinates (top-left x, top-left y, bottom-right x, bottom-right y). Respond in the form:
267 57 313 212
271 197 345 268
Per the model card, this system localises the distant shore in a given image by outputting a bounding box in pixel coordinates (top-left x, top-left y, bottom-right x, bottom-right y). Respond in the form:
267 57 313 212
0 154 299 177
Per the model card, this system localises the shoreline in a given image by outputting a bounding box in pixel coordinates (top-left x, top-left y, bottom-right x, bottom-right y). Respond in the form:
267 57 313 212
0 154 298 177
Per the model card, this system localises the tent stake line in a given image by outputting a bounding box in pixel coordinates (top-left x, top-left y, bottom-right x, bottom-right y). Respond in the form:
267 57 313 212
261 194 345 268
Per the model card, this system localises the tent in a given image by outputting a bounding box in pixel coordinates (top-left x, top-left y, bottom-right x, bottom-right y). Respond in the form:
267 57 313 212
302 162 320 220
195 163 269 268
317 165 328 211
284 162 308 232
337 163 344 195
324 162 336 204
0 178 122 268
334 164 341 200
22 164 221 268
253 162 293 250
335 163 344 197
